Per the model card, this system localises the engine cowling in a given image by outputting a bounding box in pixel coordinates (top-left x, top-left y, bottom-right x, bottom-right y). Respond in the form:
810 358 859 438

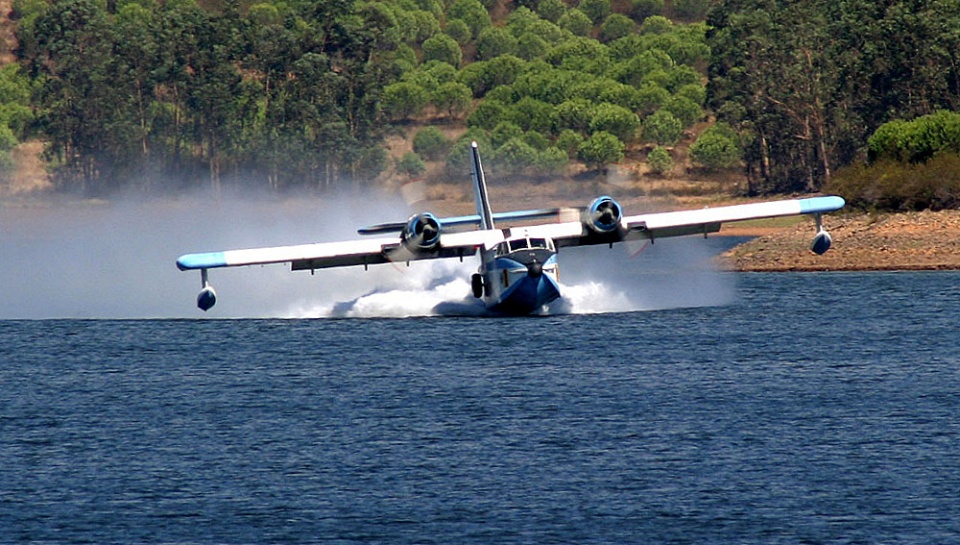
582 196 623 234
401 212 442 251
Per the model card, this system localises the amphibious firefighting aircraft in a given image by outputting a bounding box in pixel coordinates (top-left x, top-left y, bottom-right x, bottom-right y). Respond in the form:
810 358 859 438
177 143 844 315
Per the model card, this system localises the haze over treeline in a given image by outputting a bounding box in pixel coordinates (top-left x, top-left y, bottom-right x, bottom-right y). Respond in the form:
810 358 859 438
1 0 959 206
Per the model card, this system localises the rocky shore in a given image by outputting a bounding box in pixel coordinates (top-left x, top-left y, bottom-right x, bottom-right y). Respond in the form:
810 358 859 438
720 210 960 272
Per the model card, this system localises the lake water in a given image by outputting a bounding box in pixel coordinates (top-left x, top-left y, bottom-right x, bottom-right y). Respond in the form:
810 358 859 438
2 271 959 543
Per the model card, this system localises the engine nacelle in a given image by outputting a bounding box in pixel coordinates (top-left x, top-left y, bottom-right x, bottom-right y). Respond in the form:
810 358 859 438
401 212 442 251
811 230 833 255
582 196 623 234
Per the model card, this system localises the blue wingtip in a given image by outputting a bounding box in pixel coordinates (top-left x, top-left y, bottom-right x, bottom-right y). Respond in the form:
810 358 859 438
799 196 845 215
177 252 227 271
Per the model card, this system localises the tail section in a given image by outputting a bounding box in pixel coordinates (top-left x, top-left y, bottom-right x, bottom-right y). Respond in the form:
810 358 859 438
470 142 495 230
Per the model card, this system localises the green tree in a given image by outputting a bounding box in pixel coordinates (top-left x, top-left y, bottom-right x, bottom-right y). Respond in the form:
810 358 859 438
690 127 741 169
496 137 539 174
676 83 706 106
0 64 32 181
578 130 624 171
467 99 508 130
523 18 568 44
662 95 702 128
709 1 840 192
491 121 524 148
504 6 541 36
646 145 673 175
640 15 673 34
476 55 526 96
556 98 594 132
534 146 569 175
413 126 450 160
517 32 549 60
448 0 491 40
558 9 592 37
396 151 427 177
599 14 635 43
545 37 611 74
578 0 611 24
0 64 35 139
444 18 472 45
643 109 682 145
476 26 519 60
598 83 643 112
507 96 558 134
523 130 550 150
432 81 472 118
422 33 463 67
868 111 960 163
33 0 124 190
382 82 429 120
556 128 584 158
634 83 670 114
537 0 567 23
589 103 640 143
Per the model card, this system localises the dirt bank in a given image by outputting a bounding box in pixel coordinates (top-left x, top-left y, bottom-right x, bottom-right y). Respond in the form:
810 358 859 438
720 210 960 272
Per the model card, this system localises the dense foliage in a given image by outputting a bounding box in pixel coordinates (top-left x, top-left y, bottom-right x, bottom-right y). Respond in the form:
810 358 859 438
2 0 713 193
708 0 960 195
2 0 960 208
828 111 960 210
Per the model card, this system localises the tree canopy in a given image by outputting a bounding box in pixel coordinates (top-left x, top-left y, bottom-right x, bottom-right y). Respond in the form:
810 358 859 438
4 0 960 205
708 0 960 194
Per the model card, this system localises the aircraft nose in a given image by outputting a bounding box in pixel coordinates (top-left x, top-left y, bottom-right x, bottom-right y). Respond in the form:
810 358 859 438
527 261 543 278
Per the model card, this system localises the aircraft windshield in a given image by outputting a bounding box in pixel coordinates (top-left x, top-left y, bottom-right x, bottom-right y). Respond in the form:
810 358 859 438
507 238 550 252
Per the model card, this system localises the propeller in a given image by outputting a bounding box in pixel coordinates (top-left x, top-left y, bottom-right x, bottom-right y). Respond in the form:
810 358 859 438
583 196 624 234
595 201 618 225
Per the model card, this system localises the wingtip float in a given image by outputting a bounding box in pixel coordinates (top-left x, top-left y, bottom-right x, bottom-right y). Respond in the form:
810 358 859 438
177 143 845 314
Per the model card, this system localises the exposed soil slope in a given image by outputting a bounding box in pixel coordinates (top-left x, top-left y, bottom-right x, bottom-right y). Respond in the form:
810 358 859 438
720 210 960 272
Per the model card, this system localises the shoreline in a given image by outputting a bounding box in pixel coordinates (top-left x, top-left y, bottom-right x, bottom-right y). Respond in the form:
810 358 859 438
719 210 960 272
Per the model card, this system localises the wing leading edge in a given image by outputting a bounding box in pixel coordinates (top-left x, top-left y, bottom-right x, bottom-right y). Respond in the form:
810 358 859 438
521 196 845 248
177 196 843 271
176 229 508 272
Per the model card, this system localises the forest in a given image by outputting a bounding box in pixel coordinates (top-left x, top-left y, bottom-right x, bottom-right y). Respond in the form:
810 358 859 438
1 0 959 209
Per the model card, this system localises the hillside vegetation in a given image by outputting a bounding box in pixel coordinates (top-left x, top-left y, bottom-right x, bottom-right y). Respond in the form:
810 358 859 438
1 0 959 208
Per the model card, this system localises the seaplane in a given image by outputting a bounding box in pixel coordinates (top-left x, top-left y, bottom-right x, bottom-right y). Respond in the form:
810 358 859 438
177 142 844 315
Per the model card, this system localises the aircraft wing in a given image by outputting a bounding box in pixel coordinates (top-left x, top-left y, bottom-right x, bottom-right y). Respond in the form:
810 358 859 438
522 196 846 248
177 197 842 271
176 229 506 272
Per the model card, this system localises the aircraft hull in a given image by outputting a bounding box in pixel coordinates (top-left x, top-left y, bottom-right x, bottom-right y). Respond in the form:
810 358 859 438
487 253 561 315
490 273 561 315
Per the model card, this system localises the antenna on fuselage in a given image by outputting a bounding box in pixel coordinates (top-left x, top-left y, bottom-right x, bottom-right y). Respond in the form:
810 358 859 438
470 142 495 230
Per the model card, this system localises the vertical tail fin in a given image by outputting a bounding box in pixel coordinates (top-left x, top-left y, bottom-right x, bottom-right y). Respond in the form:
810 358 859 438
470 141 495 230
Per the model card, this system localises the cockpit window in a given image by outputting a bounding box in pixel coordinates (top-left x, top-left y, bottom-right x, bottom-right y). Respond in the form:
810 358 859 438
505 237 551 252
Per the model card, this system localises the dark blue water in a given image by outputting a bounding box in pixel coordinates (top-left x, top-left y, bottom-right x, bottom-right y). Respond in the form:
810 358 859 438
3 272 959 544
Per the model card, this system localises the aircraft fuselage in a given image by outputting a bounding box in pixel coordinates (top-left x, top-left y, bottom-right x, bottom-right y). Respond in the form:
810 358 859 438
479 234 561 314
